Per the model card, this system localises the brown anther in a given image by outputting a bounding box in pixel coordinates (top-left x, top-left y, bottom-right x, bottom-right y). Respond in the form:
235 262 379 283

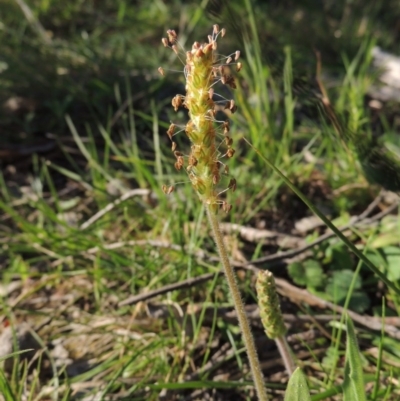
174 150 184 158
234 50 241 61
236 62 242 72
171 142 177 151
230 100 235 110
219 65 225 75
193 42 201 49
186 51 193 61
224 165 229 174
195 48 204 58
175 156 184 170
228 178 237 192
226 56 232 64
167 123 176 139
172 45 179 54
221 28 226 37
226 148 235 158
209 108 217 118
224 100 231 109
230 104 238 113
212 67 219 77
222 201 232 213
221 75 227 85
203 43 213 54
158 67 165 76
208 88 214 100
213 173 220 185
162 185 175 195
225 136 233 146
225 75 237 89
188 154 198 166
213 24 219 34
167 29 177 42
172 95 183 111
162 38 169 47
223 120 230 134
167 29 177 37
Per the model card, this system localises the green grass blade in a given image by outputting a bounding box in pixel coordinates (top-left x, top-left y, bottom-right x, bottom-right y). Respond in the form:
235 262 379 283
0 368 16 401
0 349 34 363
343 316 367 401
65 114 114 183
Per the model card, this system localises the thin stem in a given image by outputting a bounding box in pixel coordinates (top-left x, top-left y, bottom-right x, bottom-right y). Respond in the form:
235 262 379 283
275 336 296 375
206 205 268 401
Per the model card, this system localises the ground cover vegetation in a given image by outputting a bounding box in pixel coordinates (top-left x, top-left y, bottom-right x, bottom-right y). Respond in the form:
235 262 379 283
0 0 400 399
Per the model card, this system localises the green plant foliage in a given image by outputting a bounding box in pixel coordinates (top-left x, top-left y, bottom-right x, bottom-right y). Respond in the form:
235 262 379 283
343 316 367 401
322 346 345 371
288 260 325 288
380 246 400 282
326 270 370 313
284 368 311 401
288 258 370 313
346 292 371 314
0 369 15 401
372 336 400 363
1 0 400 399
324 243 353 271
325 270 360 301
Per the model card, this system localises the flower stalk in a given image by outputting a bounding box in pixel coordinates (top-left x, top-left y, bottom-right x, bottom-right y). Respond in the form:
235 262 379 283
160 26 268 400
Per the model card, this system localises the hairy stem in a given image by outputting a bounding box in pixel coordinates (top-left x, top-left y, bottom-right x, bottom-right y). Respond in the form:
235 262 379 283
275 336 296 375
206 205 268 401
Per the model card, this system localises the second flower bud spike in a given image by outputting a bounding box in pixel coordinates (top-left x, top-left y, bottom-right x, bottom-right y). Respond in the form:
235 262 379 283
256 270 287 339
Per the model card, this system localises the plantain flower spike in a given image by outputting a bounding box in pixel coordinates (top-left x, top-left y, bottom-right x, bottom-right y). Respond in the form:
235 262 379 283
256 270 287 339
160 26 240 213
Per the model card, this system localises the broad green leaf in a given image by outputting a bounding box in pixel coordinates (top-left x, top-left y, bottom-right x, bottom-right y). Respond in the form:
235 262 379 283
288 260 325 288
325 270 360 302
360 251 384 273
284 367 311 401
287 262 308 286
343 316 367 401
328 244 353 271
347 291 370 314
